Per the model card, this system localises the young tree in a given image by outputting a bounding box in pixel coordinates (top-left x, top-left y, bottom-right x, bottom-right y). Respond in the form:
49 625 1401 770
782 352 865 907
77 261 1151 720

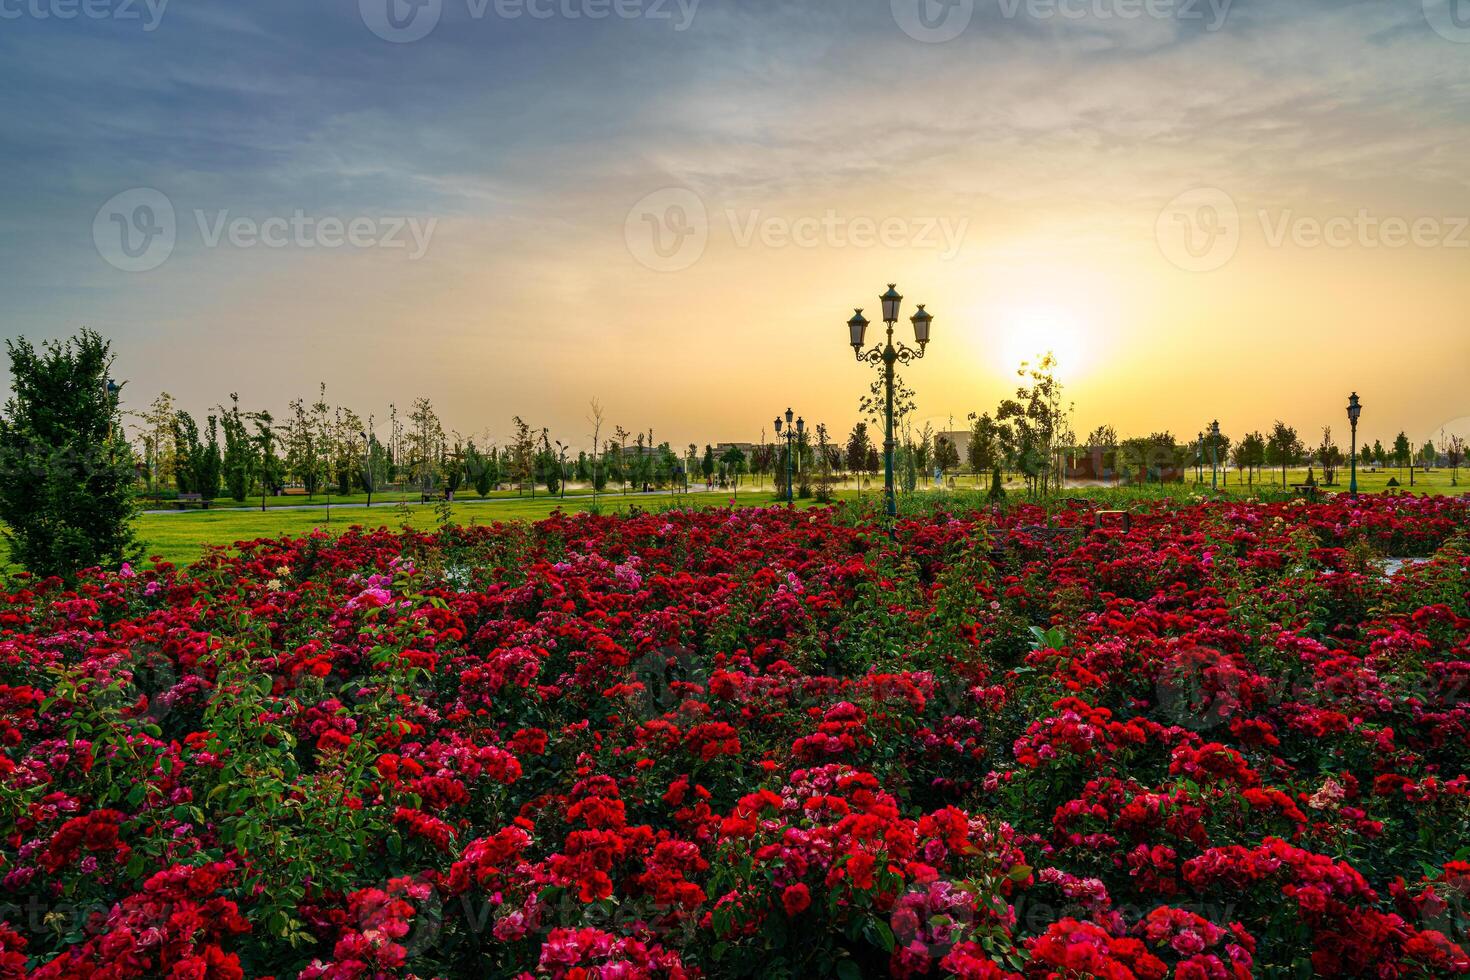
173 411 222 502
721 444 748 498
934 434 960 475
509 417 536 497
1447 433 1464 486
845 423 872 485
1267 422 1303 487
249 411 283 509
1316 427 1342 486
1392 431 1412 478
218 394 253 502
967 412 999 485
133 390 178 495
0 330 139 577
588 399 606 504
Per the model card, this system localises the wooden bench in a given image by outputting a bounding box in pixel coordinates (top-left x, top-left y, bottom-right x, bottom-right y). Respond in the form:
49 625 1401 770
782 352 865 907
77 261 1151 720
420 489 454 504
174 492 207 510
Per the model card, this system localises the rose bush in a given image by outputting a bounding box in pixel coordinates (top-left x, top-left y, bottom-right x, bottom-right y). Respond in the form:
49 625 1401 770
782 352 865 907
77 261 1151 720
0 494 1467 977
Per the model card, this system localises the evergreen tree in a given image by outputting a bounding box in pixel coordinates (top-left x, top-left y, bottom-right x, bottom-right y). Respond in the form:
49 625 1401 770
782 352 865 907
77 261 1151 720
0 330 140 577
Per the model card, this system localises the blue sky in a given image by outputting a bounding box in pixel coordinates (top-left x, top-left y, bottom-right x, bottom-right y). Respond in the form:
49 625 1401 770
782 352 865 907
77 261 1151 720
2 0 1468 448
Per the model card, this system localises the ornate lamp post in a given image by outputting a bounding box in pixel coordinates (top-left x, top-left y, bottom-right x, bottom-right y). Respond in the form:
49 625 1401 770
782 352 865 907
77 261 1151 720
1210 420 1220 490
773 409 803 505
1347 393 1362 498
849 285 932 534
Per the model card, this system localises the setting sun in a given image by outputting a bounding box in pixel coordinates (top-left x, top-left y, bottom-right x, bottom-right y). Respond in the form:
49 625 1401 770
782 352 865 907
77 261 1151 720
994 306 1091 379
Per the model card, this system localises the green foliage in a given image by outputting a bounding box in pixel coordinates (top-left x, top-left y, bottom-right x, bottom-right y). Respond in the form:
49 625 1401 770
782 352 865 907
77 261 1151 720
0 329 139 577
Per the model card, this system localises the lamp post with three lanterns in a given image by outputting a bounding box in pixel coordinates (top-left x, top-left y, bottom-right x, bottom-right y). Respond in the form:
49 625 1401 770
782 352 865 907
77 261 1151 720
848 285 933 536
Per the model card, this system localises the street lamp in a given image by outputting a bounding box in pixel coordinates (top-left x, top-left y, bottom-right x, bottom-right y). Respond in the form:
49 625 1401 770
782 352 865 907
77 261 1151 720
1347 393 1362 498
1210 420 1220 490
849 284 932 535
359 430 373 509
773 410 804 505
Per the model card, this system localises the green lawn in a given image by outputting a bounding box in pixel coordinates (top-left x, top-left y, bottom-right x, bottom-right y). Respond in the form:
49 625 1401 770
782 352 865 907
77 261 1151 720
3 467 1464 572
131 489 838 566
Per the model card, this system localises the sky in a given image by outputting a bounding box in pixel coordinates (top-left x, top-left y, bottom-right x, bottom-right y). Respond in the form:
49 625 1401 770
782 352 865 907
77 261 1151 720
1 0 1468 452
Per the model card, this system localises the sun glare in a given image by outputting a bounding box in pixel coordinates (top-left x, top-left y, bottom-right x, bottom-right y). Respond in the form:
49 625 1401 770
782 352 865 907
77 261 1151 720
994 306 1090 379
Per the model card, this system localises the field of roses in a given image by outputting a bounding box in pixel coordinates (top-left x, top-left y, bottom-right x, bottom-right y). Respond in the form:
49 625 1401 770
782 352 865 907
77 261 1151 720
1 495 1468 978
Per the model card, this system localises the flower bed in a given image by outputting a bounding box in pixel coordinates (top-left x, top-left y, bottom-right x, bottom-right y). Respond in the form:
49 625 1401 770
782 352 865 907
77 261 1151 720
1 495 1468 977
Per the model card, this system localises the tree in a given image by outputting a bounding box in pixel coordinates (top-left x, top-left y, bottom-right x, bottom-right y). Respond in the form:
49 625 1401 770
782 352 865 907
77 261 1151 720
996 353 1072 496
284 395 324 497
249 411 283 509
0 330 139 577
845 423 871 484
1267 422 1303 487
1447 434 1464 486
218 394 253 502
1085 424 1118 449
173 411 222 502
508 417 536 497
721 445 748 498
934 434 960 475
1392 431 1411 477
701 445 716 486
967 412 999 481
1316 427 1342 486
588 399 606 504
133 391 177 495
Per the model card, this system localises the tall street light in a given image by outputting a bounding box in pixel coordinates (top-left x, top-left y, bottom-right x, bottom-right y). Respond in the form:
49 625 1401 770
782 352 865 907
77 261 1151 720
1347 393 1362 499
849 284 933 535
1210 420 1220 490
773 409 803 505
359 430 373 509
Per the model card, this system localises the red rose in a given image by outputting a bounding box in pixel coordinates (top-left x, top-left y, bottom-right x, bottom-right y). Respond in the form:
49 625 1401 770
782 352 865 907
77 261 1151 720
782 884 811 917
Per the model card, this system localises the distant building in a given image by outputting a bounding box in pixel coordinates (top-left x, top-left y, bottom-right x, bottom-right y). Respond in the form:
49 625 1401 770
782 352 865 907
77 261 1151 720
936 431 971 465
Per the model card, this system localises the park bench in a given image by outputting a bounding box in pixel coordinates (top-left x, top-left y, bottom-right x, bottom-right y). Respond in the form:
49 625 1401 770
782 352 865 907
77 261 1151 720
420 489 455 504
987 523 1085 562
1290 484 1320 500
1095 510 1133 532
174 493 207 510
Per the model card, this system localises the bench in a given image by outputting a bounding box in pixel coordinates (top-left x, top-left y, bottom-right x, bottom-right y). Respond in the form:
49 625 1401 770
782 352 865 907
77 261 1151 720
988 524 1085 561
1290 484 1320 499
1095 510 1133 532
174 492 207 510
420 489 454 504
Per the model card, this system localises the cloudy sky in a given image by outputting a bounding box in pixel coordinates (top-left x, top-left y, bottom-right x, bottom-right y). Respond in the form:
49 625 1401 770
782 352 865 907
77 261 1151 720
2 0 1468 450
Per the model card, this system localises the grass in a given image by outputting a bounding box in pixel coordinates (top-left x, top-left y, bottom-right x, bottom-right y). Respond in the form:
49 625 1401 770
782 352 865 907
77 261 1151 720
3 466 1464 571
131 489 843 566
